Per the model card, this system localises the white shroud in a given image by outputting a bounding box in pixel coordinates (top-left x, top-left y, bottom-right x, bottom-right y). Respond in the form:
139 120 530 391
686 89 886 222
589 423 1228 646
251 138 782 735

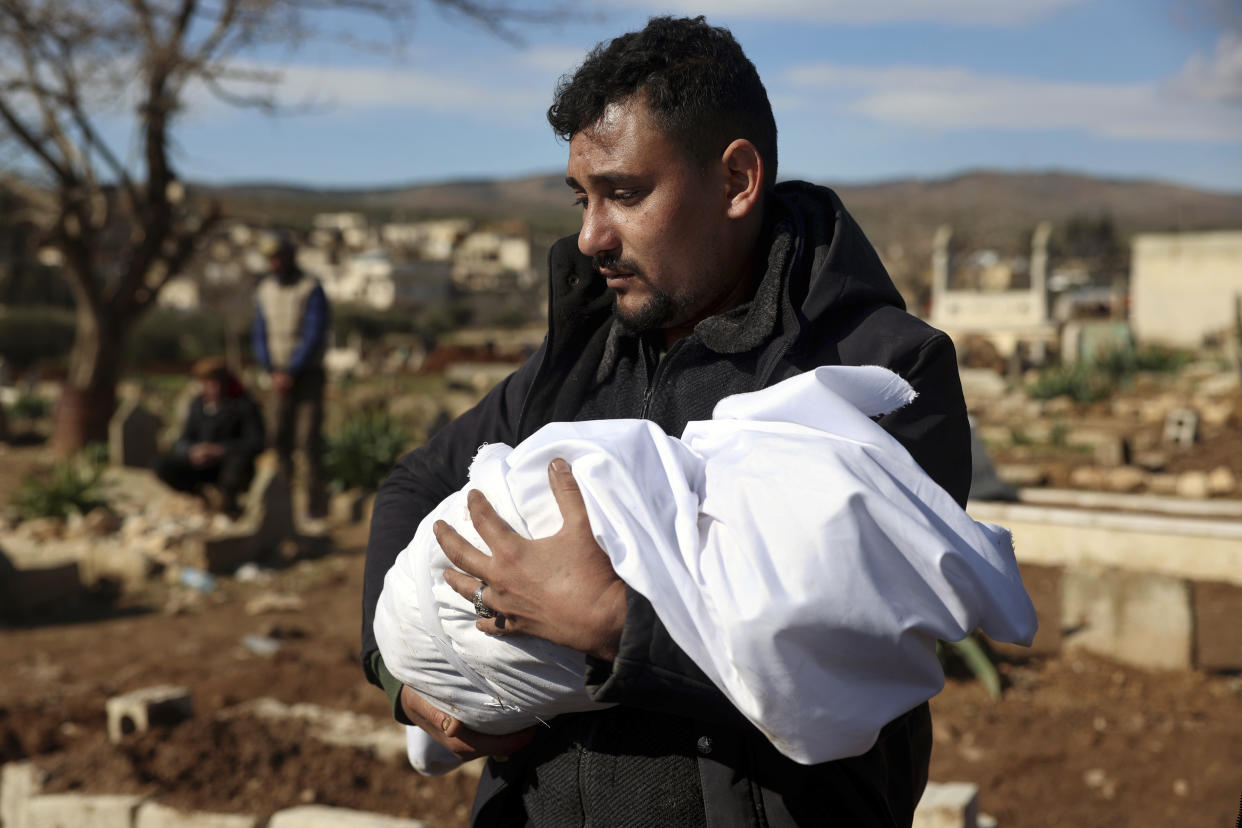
374 365 1037 774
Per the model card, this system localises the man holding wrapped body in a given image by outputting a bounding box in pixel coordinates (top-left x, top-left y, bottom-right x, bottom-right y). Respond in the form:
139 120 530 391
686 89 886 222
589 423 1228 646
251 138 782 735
362 16 974 827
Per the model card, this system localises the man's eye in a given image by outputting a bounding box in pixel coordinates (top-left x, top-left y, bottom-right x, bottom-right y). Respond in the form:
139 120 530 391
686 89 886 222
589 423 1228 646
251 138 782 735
612 190 638 201
572 195 588 208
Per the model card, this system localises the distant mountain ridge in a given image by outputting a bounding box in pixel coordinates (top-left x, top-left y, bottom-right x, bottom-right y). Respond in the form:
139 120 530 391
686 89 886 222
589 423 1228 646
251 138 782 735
204 169 1242 249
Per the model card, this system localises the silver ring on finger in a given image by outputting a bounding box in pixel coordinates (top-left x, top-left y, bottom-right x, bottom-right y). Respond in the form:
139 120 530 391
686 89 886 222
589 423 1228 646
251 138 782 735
473 584 497 619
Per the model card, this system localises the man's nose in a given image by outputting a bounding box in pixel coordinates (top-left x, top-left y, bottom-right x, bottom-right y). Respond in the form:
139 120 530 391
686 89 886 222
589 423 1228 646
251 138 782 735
577 203 619 258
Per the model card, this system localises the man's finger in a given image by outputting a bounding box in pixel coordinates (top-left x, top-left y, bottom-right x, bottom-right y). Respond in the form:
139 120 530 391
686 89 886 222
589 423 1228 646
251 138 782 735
434 520 492 580
445 723 536 759
477 613 517 636
547 458 591 531
442 567 486 607
466 489 519 548
401 685 534 759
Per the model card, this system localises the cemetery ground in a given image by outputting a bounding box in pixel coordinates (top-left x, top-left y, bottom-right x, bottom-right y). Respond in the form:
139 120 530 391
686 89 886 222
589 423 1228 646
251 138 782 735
0 446 1238 827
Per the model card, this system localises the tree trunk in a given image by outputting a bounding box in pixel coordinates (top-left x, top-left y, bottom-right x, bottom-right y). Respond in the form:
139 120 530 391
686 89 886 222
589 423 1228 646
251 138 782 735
51 305 121 456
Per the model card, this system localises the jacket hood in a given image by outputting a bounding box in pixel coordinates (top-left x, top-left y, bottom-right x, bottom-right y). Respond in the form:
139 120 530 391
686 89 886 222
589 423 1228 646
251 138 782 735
770 181 905 324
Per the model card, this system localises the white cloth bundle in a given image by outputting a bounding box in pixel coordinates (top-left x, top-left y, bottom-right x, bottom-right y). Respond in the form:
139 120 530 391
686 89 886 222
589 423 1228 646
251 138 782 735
375 366 1037 774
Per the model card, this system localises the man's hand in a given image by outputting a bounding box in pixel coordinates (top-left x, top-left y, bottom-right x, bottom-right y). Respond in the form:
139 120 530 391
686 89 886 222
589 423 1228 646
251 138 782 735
188 442 224 467
400 685 535 761
438 459 627 661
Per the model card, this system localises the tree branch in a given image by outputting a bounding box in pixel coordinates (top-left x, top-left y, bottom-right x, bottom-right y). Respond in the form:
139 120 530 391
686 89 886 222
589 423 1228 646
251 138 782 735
136 200 222 312
169 0 199 53
124 0 159 50
0 90 74 183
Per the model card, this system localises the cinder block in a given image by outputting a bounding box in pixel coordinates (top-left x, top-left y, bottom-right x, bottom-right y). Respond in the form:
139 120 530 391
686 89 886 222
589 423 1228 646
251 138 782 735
1 761 47 828
135 801 259 828
105 685 193 743
267 805 431 827
1062 566 1193 670
25 793 144 828
914 782 979 828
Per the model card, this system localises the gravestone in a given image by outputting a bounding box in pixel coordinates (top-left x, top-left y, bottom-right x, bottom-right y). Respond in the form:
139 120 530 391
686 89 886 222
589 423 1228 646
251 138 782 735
967 419 1018 502
109 401 164 468
180 464 330 573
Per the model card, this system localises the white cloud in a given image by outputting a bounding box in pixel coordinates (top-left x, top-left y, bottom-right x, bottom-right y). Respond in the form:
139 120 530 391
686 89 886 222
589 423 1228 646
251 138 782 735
633 0 1086 26
786 58 1242 142
183 60 547 119
522 46 590 74
1170 33 1242 104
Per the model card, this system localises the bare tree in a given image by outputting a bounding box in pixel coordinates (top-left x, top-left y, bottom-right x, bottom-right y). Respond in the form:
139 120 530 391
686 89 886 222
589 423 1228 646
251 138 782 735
0 0 556 454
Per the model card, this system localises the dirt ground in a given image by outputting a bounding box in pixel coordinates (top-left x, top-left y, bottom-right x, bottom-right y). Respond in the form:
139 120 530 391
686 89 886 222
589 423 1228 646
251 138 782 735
1 518 1239 828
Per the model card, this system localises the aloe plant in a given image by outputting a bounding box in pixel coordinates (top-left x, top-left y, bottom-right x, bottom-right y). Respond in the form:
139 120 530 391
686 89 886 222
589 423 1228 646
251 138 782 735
939 634 1003 700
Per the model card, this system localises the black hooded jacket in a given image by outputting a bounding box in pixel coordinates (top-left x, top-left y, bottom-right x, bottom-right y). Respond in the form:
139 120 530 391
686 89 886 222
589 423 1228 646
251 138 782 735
362 182 970 826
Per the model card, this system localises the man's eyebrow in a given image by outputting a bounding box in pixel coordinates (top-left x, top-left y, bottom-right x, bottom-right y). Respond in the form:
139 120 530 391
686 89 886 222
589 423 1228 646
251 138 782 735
565 172 645 189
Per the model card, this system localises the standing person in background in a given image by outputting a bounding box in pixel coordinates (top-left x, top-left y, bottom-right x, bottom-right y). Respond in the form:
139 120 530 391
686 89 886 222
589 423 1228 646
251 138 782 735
155 357 265 517
253 233 331 518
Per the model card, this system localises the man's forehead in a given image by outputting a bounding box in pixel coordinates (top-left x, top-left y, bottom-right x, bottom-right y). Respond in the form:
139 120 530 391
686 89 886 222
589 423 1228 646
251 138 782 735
576 99 646 149
566 98 691 186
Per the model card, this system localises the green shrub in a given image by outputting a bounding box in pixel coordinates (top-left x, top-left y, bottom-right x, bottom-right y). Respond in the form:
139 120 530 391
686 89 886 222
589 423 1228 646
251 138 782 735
1027 364 1115 403
323 408 413 493
413 302 474 338
12 458 106 520
79 441 110 469
126 308 233 367
1031 345 1194 404
10 393 51 420
333 304 414 345
0 307 75 370
1132 345 1192 374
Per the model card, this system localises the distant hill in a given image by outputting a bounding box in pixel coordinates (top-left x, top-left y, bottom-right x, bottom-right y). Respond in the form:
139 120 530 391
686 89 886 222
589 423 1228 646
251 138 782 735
832 170 1242 250
204 168 1242 243
204 173 583 236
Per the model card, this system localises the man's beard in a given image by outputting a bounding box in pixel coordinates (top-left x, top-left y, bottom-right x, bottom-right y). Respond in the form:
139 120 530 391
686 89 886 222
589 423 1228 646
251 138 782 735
595 252 682 333
613 290 679 334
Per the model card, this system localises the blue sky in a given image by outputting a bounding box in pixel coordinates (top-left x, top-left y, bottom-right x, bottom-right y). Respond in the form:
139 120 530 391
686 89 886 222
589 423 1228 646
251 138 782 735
161 0 1240 191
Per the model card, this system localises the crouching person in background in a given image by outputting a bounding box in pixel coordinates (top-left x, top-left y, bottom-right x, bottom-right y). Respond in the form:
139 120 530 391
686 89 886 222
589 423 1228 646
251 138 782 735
155 357 265 516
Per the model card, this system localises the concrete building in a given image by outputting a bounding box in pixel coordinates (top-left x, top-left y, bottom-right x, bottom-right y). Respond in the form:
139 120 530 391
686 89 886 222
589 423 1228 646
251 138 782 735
324 249 451 310
452 231 535 291
382 219 472 261
929 222 1058 359
1130 231 1242 347
313 212 372 248
156 276 201 311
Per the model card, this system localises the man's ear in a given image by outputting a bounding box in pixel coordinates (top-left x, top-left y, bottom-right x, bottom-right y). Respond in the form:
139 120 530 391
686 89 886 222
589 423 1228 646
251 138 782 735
721 139 763 220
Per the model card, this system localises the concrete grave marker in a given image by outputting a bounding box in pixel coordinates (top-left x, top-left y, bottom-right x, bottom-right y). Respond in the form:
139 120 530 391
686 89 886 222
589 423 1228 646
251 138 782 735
109 400 164 468
1062 566 1193 670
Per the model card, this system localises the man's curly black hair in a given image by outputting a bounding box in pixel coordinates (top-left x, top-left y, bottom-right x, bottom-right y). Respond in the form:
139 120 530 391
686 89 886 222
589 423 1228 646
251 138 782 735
547 16 778 190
